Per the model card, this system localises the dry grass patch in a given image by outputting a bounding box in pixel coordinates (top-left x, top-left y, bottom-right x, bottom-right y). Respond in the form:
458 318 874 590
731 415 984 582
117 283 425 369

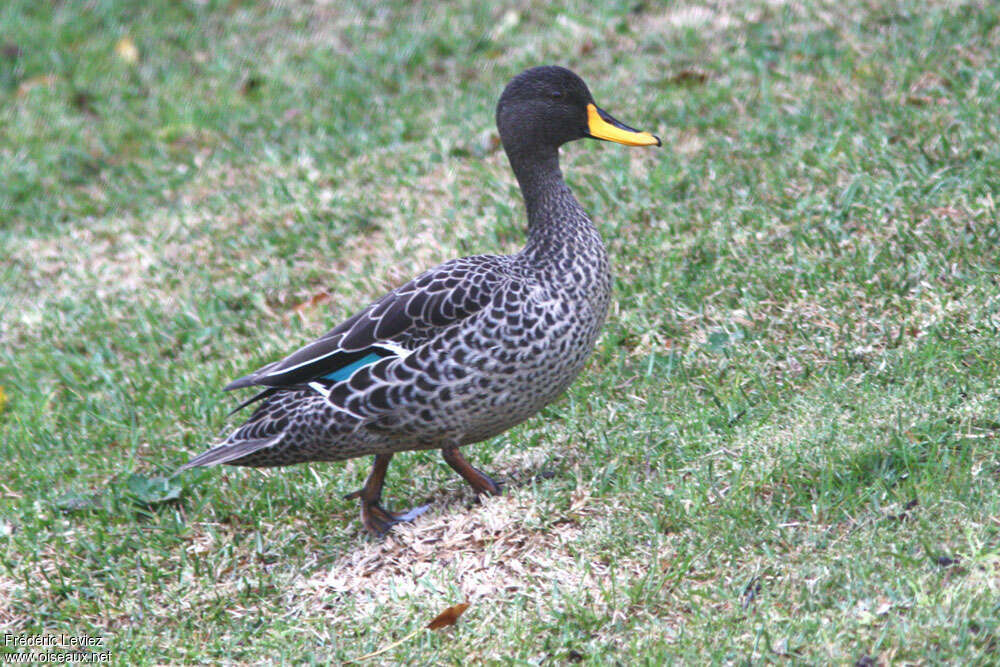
293 488 673 636
0 572 22 631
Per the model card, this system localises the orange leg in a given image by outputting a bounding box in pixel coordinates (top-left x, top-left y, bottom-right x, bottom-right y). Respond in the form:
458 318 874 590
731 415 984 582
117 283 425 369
344 453 428 535
442 447 502 496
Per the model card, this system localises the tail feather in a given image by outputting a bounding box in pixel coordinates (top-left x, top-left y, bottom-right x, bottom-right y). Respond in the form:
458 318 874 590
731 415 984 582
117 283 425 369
178 433 284 471
227 387 278 416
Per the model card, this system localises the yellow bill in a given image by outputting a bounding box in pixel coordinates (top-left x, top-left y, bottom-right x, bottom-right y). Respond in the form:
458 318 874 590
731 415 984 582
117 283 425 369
586 103 661 147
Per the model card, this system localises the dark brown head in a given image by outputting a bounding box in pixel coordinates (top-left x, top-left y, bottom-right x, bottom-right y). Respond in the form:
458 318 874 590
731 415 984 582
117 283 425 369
495 66 661 155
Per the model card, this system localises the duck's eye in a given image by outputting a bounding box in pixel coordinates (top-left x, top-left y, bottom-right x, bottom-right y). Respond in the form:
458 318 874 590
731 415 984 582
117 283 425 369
550 90 564 100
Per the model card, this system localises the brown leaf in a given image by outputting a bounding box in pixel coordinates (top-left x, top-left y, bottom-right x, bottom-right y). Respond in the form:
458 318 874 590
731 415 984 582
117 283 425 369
288 291 332 323
426 602 469 630
668 68 709 85
353 602 470 661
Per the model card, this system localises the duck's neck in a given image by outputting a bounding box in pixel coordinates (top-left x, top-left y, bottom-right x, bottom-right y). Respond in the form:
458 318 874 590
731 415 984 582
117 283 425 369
507 145 599 256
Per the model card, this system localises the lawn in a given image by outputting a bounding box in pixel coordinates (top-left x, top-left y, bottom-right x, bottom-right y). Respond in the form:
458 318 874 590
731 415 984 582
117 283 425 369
2 0 999 663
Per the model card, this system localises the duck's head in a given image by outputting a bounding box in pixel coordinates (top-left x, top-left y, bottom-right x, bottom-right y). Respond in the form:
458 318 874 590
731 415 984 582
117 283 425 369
496 66 661 154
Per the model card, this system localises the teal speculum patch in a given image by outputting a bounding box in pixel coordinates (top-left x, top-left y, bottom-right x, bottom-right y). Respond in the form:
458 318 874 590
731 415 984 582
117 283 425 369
322 352 387 381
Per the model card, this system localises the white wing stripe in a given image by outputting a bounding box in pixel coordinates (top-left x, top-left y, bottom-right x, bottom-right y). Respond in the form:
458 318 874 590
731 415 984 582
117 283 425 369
261 342 411 380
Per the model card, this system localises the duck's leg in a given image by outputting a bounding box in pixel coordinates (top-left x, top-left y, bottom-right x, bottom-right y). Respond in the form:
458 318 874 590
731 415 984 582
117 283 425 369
442 446 502 496
344 453 428 535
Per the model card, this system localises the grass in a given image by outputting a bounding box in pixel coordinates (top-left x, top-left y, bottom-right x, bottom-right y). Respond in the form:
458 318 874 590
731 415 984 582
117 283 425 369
2 0 999 662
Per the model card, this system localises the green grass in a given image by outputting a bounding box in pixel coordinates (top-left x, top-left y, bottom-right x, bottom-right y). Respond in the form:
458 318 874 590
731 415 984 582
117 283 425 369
2 0 999 662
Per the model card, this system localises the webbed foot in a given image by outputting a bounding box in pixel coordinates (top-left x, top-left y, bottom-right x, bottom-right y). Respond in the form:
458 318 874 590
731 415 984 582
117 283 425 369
442 446 503 497
346 453 428 535
353 497 429 535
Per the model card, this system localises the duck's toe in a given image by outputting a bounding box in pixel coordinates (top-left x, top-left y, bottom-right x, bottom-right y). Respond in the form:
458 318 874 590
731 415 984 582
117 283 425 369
442 446 503 497
361 501 429 535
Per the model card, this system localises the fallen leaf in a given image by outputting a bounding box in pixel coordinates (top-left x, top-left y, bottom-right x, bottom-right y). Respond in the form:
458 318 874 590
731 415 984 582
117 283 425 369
288 291 332 323
124 474 183 506
426 602 470 630
353 606 468 663
115 36 140 64
295 291 331 312
668 68 709 85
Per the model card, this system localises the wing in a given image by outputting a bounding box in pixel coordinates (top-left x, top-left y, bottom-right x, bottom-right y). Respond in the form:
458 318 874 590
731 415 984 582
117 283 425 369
224 255 510 393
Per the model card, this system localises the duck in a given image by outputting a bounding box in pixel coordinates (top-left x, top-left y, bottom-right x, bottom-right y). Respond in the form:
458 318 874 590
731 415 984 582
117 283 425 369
181 66 660 534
